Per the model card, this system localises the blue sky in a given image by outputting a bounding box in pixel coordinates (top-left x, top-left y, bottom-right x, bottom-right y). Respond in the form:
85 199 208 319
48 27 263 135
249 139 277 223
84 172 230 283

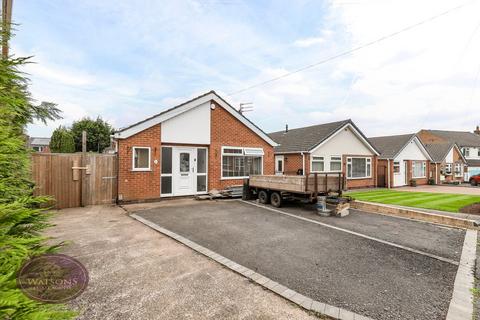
13 0 480 137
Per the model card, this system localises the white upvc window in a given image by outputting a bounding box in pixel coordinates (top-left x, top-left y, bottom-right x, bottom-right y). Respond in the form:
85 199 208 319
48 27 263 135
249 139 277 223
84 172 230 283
221 147 263 179
132 147 151 171
393 161 400 173
444 163 452 175
464 147 470 157
454 163 463 177
346 157 371 179
329 156 342 172
412 160 426 178
311 156 325 172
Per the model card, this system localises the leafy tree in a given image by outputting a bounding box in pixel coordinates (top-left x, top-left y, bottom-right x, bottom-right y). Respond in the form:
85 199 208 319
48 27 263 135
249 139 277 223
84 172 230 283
70 117 113 153
0 23 76 319
49 126 75 153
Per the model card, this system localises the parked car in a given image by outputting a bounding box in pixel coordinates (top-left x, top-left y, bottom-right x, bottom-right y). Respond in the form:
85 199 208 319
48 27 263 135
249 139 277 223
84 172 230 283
470 174 480 186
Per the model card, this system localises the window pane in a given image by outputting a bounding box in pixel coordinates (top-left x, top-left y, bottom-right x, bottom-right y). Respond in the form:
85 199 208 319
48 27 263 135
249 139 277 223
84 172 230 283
312 161 324 172
197 149 206 173
161 147 172 174
352 158 366 178
134 148 149 169
249 156 262 175
180 153 190 173
161 176 172 194
223 148 243 154
330 156 342 171
197 175 207 192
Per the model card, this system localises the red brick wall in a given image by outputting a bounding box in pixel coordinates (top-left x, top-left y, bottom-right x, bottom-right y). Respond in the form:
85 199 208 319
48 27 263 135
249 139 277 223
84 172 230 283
209 102 274 190
282 153 304 175
117 125 161 201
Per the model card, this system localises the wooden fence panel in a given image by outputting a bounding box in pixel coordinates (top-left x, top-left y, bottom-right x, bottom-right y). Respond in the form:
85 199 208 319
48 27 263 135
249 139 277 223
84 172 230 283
31 153 117 209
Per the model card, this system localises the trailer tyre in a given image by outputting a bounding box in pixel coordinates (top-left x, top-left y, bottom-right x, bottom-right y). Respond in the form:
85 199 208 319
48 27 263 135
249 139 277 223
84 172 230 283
258 190 270 204
270 192 282 208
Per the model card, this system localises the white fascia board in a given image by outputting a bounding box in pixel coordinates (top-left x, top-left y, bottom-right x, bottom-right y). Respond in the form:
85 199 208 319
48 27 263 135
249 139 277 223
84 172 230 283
309 123 379 155
113 92 278 147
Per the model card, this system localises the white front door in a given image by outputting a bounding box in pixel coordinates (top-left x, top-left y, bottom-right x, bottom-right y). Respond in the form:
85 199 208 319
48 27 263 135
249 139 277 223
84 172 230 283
275 155 284 175
173 148 195 196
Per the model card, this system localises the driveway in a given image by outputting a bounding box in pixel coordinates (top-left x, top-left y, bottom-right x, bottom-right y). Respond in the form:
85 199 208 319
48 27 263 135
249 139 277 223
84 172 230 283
134 199 464 320
46 205 319 320
398 185 480 195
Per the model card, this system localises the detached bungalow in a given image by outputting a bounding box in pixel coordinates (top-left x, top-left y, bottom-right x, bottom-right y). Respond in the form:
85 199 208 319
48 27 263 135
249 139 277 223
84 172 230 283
269 120 380 189
369 134 433 187
113 91 277 202
423 143 467 184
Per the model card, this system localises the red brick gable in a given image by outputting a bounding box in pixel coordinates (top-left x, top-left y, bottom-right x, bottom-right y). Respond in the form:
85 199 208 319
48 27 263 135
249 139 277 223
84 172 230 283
209 102 274 190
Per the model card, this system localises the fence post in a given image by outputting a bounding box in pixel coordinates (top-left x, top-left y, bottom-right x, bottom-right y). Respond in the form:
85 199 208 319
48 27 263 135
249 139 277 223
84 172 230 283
81 131 88 207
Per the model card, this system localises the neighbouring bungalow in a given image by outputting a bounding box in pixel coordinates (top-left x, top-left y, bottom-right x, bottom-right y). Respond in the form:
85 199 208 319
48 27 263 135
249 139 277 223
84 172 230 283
418 127 480 179
268 120 380 189
28 136 51 153
369 134 433 187
423 142 467 184
113 91 277 202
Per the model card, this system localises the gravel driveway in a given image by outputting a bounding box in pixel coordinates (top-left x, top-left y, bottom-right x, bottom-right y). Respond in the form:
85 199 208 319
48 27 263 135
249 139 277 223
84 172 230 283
135 200 463 320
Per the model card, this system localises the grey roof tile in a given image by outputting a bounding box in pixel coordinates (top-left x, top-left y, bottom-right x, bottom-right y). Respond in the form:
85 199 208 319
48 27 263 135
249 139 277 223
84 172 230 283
368 134 416 159
268 119 376 154
424 143 455 163
422 130 480 147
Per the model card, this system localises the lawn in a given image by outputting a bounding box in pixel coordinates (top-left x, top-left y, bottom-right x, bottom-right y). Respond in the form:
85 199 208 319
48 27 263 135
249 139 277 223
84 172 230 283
347 189 480 213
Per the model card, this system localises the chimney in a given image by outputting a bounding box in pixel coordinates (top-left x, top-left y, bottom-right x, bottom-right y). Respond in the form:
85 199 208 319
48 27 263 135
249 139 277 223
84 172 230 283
475 125 480 135
285 124 288 133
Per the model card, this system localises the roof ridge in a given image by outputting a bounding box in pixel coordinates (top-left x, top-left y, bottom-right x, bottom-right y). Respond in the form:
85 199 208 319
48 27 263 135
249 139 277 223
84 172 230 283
269 119 350 135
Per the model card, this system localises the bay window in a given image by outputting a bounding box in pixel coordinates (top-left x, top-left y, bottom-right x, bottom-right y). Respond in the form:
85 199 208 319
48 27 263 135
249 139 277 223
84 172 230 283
222 147 263 178
347 157 371 179
412 161 426 178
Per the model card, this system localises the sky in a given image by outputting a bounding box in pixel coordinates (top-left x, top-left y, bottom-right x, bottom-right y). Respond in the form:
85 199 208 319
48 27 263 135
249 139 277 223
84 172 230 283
12 0 480 138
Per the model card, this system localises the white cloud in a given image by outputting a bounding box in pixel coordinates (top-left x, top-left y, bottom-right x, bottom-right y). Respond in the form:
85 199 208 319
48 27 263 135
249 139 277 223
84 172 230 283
293 37 325 48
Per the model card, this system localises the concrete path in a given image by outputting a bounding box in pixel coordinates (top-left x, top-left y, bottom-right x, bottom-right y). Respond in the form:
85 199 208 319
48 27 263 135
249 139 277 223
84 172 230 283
46 205 320 320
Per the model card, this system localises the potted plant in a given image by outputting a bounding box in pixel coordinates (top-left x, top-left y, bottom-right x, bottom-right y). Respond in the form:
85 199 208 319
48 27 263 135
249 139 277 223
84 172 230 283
410 179 417 187
428 178 435 185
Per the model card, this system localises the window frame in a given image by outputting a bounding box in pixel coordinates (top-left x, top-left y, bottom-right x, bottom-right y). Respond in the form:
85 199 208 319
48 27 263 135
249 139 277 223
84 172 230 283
160 147 173 196
393 161 400 174
346 157 372 179
329 155 342 172
221 146 263 180
412 160 426 178
454 163 463 177
444 163 452 175
132 147 151 171
310 156 325 173
464 147 470 157
196 148 208 193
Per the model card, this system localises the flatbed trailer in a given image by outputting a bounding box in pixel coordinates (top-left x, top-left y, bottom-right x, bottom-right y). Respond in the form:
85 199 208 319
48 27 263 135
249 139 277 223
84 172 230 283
243 173 344 207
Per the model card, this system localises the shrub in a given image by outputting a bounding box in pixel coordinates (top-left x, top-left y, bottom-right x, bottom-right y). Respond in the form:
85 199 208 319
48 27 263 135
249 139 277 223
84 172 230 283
428 178 435 185
410 179 417 187
0 32 75 319
50 126 75 153
71 117 113 153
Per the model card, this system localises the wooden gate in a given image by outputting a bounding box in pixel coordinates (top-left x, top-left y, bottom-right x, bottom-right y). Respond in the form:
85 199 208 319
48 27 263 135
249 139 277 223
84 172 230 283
31 153 117 209
377 164 387 187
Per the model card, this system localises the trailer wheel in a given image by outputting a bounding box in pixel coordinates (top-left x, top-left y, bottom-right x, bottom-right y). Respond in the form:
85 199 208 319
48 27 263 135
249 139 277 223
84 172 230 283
270 192 282 208
258 190 270 204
